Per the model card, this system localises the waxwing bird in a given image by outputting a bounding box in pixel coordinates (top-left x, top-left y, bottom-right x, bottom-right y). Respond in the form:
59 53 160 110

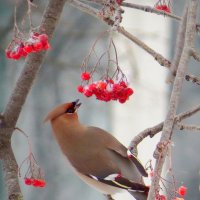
44 99 149 200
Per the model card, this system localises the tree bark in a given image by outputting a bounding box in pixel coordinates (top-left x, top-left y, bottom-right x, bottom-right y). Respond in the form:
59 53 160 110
0 0 68 199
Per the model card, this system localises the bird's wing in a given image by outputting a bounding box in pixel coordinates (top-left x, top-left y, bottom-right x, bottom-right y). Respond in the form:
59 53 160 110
87 126 148 177
87 173 149 193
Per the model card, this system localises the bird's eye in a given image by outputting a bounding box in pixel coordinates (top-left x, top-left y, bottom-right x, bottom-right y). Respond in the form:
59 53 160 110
66 107 75 113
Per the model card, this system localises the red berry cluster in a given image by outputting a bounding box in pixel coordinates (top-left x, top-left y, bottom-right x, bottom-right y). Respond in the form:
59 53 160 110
5 43 28 60
81 72 91 80
78 73 134 103
155 5 171 13
156 194 166 200
116 0 122 5
24 177 46 187
177 186 187 197
5 33 50 60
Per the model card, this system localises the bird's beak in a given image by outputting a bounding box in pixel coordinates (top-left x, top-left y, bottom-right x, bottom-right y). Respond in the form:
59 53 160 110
65 99 82 113
73 99 82 110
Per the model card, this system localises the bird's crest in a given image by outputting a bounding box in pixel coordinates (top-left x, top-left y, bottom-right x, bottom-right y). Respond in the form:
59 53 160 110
43 103 70 123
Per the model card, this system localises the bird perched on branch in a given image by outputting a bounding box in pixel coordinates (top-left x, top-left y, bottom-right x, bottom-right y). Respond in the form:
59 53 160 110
44 99 149 200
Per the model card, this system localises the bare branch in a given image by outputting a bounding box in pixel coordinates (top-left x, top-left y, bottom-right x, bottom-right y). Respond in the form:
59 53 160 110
166 5 188 83
117 27 171 68
121 2 181 21
176 122 200 132
191 48 200 62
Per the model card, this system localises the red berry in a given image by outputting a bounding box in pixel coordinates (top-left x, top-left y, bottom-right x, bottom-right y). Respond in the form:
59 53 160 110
148 170 154 178
178 186 187 196
39 34 48 43
81 72 91 81
24 178 33 185
88 83 96 91
33 41 43 51
107 79 114 84
126 88 134 96
24 44 33 53
38 179 46 187
32 179 44 187
159 195 166 200
97 81 107 90
5 49 12 58
33 32 39 37
116 0 122 5
83 89 93 97
77 85 84 93
11 51 21 60
155 5 171 13
119 81 127 88
43 42 51 50
119 98 127 104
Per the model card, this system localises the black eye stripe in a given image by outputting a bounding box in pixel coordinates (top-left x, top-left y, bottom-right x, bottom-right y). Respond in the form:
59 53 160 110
66 108 75 113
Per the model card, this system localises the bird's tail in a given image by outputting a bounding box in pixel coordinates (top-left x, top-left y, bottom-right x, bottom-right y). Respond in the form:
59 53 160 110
129 186 149 200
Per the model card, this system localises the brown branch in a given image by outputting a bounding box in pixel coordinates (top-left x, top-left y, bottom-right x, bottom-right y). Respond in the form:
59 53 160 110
121 2 181 21
176 122 200 132
117 27 171 68
147 1 198 199
1 140 22 200
129 103 200 156
71 0 171 68
185 74 200 85
0 0 67 199
191 48 200 62
166 5 188 84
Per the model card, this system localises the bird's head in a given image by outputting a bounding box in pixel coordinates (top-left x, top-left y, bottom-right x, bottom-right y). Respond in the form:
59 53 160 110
44 99 82 123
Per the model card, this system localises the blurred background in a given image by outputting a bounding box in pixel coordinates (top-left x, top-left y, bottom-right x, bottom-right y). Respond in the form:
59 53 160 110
0 0 200 199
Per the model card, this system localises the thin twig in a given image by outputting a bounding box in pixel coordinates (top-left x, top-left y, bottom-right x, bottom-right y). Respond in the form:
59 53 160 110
176 123 200 132
185 74 200 85
191 48 200 62
121 2 181 21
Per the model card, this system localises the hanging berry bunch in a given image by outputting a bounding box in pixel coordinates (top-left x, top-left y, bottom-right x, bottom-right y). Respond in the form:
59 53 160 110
5 32 50 60
145 159 187 200
20 153 46 188
77 31 134 103
155 0 171 13
5 0 50 60
17 128 46 188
